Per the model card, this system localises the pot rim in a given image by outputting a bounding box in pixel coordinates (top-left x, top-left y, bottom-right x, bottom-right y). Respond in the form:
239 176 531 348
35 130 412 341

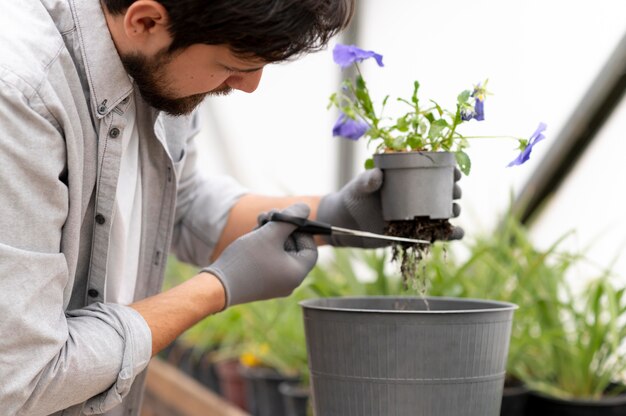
278 381 310 397
300 296 518 314
238 365 300 382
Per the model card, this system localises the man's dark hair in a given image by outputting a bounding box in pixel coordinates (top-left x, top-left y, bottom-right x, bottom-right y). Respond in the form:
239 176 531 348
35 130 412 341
102 0 355 62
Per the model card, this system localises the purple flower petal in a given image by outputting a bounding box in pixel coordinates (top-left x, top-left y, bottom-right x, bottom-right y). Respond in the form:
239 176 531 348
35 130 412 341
333 44 384 69
332 113 369 140
507 122 548 167
474 98 485 121
461 98 484 121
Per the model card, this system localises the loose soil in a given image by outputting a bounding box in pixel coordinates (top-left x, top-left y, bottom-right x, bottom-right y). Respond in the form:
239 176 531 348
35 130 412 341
385 218 454 298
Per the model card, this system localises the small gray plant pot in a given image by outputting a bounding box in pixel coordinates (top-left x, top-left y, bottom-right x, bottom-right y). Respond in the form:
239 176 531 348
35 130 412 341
373 151 456 220
300 296 517 416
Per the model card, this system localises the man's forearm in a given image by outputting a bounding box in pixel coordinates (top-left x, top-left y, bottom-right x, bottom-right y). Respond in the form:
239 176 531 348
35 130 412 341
212 194 322 261
130 272 225 356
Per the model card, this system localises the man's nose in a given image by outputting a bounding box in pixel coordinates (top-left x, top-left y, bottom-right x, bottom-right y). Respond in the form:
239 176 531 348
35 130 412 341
225 68 263 93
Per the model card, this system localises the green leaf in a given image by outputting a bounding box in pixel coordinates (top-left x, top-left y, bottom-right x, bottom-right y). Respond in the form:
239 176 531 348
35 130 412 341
429 99 444 116
355 75 375 117
396 116 409 132
428 119 448 139
327 92 338 110
411 81 420 104
457 89 471 104
406 133 423 150
364 158 375 169
392 135 406 150
455 150 471 175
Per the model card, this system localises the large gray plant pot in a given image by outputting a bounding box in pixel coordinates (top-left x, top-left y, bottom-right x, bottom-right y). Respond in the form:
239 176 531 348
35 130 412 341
301 296 516 416
373 151 456 220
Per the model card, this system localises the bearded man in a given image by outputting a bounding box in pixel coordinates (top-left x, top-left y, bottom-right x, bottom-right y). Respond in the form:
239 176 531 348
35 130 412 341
0 1 461 415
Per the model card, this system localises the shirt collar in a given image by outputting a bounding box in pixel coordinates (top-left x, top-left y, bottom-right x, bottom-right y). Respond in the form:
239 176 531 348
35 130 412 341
70 0 133 119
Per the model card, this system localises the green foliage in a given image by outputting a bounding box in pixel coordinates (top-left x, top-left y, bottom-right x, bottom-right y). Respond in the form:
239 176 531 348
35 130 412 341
304 248 405 298
512 275 626 400
421 213 626 400
236 292 310 382
166 223 626 400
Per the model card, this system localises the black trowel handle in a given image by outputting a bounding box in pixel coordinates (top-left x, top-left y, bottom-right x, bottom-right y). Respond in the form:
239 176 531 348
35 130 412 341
263 212 333 235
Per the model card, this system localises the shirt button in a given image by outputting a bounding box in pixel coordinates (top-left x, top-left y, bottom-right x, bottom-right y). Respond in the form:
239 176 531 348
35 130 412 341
97 100 108 115
88 288 99 298
109 127 121 138
95 214 106 225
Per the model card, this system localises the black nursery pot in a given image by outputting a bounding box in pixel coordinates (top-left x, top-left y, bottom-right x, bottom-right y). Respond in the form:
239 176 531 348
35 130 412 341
194 350 221 394
527 388 626 416
239 365 299 416
500 382 529 416
279 382 310 416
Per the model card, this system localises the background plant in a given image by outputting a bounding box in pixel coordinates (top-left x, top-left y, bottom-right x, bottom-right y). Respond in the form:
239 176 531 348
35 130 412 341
421 210 626 399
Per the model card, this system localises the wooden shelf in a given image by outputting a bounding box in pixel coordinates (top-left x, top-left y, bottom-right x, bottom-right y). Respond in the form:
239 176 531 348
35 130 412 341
142 358 250 416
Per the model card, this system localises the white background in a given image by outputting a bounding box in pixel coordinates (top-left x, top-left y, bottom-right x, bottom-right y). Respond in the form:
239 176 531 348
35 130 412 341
194 0 626 280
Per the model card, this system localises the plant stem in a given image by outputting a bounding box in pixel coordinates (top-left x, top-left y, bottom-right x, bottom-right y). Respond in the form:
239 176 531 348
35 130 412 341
462 135 521 140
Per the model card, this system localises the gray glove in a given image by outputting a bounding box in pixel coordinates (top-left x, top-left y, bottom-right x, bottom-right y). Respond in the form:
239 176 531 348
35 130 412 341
317 168 464 248
203 203 318 307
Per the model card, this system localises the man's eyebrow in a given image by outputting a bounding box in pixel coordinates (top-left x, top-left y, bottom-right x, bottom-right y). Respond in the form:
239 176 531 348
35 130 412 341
221 64 263 73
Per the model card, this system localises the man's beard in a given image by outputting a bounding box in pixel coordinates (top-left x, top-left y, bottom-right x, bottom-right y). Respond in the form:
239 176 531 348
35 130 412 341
120 48 232 117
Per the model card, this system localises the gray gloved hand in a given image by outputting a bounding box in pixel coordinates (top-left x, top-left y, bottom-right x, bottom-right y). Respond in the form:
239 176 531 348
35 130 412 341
317 168 464 248
202 203 318 307
317 168 387 248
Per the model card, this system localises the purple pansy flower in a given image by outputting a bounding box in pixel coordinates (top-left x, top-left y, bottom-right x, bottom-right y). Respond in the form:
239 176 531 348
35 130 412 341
333 44 384 69
332 112 369 140
462 85 486 121
507 122 547 167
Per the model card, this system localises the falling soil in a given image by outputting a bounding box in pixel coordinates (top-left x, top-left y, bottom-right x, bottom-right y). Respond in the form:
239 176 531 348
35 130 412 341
385 218 454 308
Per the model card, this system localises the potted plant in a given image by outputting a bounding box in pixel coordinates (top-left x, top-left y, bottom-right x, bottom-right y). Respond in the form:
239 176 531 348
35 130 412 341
329 43 546 242
517 273 626 415
236 295 307 416
175 303 249 410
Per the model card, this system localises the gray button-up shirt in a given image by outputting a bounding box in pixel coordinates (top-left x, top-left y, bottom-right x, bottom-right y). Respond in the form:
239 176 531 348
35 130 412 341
0 1 246 415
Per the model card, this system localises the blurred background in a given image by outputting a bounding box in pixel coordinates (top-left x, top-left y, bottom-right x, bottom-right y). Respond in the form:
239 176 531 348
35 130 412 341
193 0 626 279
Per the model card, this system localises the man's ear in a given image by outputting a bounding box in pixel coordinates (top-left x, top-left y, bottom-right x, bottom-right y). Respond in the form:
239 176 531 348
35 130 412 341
123 0 172 53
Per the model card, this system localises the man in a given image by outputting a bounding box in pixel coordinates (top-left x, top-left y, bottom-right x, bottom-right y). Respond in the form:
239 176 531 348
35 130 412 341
0 1 460 415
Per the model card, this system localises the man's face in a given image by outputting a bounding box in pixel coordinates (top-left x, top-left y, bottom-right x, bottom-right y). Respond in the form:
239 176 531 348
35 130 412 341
120 44 265 116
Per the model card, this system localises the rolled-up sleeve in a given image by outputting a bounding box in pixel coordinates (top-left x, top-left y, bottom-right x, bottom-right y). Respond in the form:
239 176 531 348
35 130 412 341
67 304 151 415
0 79 151 415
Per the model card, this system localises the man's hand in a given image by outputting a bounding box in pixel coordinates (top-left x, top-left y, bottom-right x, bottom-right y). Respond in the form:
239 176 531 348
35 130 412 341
203 203 318 307
316 168 464 247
